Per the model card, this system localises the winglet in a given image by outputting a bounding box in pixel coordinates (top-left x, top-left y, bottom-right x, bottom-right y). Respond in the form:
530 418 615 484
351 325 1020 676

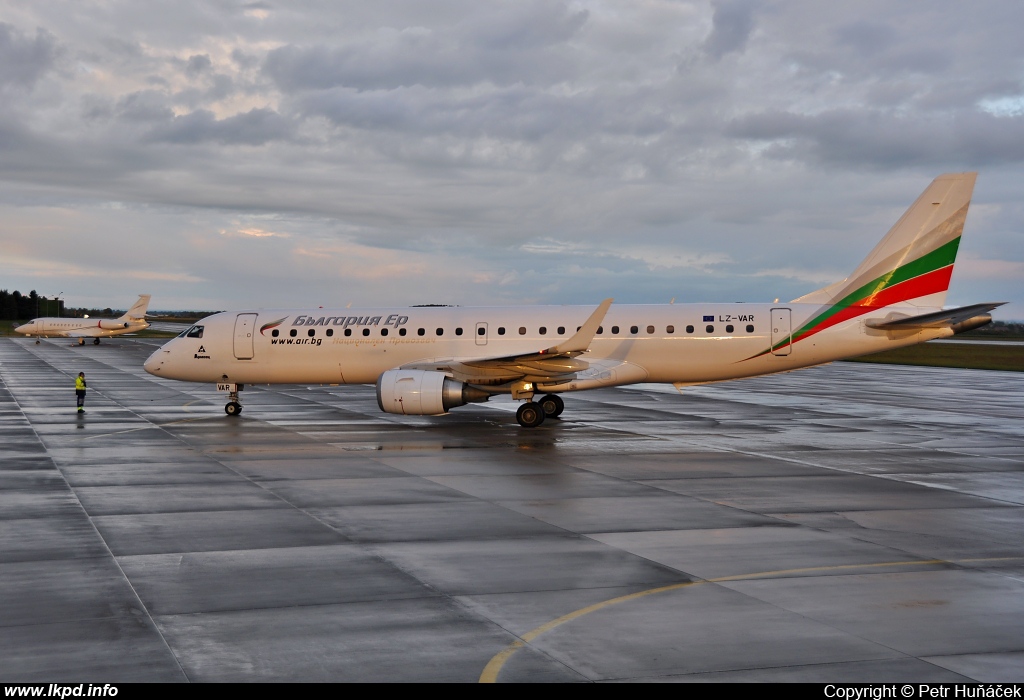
543 298 613 355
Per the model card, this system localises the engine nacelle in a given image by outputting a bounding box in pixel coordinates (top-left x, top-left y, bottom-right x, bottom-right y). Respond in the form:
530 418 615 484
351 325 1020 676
376 370 490 415
98 320 129 330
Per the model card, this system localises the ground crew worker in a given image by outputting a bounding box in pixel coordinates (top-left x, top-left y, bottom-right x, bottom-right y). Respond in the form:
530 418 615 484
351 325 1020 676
75 372 87 413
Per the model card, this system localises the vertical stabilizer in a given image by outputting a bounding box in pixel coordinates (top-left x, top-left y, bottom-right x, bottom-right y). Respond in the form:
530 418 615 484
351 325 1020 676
793 172 976 309
121 294 152 320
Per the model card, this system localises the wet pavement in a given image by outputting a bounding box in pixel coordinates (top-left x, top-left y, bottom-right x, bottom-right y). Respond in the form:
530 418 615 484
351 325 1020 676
1 337 1022 682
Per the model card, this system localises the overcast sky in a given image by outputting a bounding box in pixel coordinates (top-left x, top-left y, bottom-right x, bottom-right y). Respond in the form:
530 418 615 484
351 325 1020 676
1 0 1021 319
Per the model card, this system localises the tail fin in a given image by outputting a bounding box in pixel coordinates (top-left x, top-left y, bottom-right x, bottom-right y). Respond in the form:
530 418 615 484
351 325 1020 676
793 172 976 309
120 294 151 320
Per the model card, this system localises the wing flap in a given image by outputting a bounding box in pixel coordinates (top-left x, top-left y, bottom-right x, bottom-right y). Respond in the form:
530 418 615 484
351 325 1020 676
865 302 1006 330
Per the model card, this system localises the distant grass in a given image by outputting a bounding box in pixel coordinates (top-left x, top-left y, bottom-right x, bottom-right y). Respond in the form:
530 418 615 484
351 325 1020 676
845 342 1024 372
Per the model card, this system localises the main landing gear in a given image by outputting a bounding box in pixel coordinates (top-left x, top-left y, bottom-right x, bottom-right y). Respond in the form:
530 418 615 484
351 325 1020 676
515 394 564 428
93 338 101 345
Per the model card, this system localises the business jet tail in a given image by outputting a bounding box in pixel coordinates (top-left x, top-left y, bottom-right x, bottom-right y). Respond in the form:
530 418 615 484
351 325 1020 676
120 295 152 321
793 172 977 310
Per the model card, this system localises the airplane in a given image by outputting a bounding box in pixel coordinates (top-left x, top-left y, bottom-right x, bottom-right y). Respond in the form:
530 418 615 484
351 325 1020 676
16 294 152 345
144 173 1003 427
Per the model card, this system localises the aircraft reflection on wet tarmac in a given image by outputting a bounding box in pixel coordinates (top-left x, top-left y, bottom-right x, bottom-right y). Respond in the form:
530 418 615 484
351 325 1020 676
2 337 1023 682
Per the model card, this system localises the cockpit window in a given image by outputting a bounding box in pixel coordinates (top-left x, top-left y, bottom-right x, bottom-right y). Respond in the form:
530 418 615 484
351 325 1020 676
184 325 204 338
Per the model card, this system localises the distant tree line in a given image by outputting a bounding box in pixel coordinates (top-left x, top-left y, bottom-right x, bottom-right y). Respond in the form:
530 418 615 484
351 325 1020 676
0 289 120 321
967 320 1024 337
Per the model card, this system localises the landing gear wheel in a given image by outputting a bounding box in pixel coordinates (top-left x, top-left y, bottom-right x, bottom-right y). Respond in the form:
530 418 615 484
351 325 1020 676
539 394 564 418
78 339 85 346
225 401 242 416
93 338 101 345
516 402 545 428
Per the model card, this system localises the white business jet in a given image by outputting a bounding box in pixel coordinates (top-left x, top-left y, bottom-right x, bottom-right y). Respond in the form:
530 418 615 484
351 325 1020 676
17 294 152 345
144 174 1002 427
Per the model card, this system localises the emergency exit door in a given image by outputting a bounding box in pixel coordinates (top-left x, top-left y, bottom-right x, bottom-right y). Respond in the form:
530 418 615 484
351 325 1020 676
234 313 257 359
771 308 792 356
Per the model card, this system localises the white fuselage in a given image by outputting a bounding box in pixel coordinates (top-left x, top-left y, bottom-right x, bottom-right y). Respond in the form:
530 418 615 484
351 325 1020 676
15 317 149 339
143 302 948 389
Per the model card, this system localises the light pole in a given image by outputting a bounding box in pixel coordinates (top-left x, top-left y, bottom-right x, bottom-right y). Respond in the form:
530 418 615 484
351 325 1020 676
55 292 63 317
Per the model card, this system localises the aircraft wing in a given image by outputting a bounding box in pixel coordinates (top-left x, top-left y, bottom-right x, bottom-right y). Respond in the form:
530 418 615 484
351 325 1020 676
400 299 613 384
865 302 1006 330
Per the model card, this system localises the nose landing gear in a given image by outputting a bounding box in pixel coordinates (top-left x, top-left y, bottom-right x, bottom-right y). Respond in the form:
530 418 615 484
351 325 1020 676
222 384 244 416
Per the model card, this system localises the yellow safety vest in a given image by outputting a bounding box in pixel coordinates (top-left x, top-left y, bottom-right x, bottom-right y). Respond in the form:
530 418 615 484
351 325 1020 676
75 377 86 391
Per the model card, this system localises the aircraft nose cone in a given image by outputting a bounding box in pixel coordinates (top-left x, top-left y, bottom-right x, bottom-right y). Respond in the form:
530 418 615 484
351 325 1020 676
143 350 164 375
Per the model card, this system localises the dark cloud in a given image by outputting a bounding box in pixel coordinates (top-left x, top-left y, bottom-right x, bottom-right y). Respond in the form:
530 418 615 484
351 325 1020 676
0 23 61 89
185 54 212 76
147 107 293 145
726 109 1024 168
117 90 175 122
702 0 757 60
263 3 585 92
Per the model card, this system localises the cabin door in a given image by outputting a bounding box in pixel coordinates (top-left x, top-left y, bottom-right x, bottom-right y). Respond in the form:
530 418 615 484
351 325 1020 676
234 313 257 359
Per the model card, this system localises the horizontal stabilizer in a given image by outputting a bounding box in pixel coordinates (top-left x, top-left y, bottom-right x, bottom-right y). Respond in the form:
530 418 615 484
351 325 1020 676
865 302 1006 330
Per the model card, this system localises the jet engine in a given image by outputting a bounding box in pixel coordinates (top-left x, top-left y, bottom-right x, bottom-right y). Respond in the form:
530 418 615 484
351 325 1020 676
97 320 130 330
376 370 490 415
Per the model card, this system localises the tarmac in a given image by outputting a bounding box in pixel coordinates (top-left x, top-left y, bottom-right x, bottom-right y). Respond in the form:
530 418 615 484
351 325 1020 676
1 336 1023 683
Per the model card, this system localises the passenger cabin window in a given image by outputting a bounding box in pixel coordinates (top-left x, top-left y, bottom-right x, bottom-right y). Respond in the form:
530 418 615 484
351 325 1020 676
539 327 546 335
477 327 485 336
417 328 425 336
667 325 674 334
399 328 407 336
746 325 754 333
686 325 694 333
289 329 297 338
597 326 603 334
308 329 316 337
518 327 526 335
726 325 734 333
630 326 638 334
498 327 506 335
557 326 565 334
362 328 370 336
436 328 444 336
272 329 280 337
706 325 714 333
380 328 388 336
647 325 655 334
455 327 463 336
345 329 352 337
326 329 333 337
611 326 619 334
186 325 205 339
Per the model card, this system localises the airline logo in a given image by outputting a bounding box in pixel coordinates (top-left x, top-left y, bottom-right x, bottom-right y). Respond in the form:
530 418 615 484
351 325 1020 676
260 318 287 335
